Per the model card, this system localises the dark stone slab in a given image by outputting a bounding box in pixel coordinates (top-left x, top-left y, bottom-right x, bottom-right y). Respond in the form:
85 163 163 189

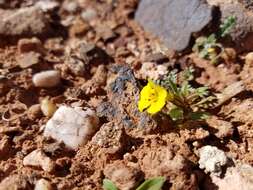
135 0 213 51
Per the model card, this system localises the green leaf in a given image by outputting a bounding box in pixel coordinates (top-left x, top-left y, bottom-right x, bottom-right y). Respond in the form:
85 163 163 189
182 67 194 81
189 112 209 120
206 34 217 44
219 16 236 37
136 177 166 190
169 107 184 121
103 179 118 190
195 87 209 97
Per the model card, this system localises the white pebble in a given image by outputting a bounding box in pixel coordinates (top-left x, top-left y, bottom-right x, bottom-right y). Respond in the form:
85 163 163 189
23 149 55 172
43 106 99 149
199 145 228 176
32 70 61 88
34 179 53 190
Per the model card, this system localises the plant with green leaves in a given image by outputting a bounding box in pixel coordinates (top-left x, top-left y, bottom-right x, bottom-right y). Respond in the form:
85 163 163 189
155 68 216 122
138 67 216 123
103 177 166 190
193 16 236 63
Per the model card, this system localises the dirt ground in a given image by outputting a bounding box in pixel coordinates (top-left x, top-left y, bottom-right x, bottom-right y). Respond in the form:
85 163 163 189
0 0 253 190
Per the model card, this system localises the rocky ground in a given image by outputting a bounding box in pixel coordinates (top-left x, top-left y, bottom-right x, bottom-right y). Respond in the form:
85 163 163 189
0 0 253 190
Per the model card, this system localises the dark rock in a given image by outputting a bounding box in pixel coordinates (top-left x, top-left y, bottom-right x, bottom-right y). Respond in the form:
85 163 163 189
97 65 159 134
135 0 213 51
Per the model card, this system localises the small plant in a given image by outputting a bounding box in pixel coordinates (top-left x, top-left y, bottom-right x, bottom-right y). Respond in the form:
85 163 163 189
138 68 216 123
103 177 166 190
193 16 236 63
103 179 118 190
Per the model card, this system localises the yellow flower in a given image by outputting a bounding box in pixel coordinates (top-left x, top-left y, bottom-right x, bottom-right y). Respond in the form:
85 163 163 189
207 47 215 53
138 80 168 114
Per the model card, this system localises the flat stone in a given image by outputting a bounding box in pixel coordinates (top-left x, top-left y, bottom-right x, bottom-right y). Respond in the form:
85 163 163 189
23 149 55 172
43 106 99 149
0 6 50 37
17 52 41 69
135 0 213 51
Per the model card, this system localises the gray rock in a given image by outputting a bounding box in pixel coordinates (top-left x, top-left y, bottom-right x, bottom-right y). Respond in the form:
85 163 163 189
199 145 228 176
135 0 213 51
43 106 99 149
32 70 61 88
97 65 158 134
0 6 50 37
219 2 253 52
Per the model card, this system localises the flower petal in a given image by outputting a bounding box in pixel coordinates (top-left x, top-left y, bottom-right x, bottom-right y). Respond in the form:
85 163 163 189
140 82 152 97
138 98 151 112
147 88 167 114
138 83 152 112
156 85 168 100
147 98 166 114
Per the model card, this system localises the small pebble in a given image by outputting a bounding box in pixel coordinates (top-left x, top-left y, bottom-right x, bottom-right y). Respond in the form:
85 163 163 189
35 179 53 190
23 149 55 172
245 52 253 65
32 70 61 88
81 9 97 21
27 104 42 120
63 2 78 13
41 98 57 117
36 0 59 12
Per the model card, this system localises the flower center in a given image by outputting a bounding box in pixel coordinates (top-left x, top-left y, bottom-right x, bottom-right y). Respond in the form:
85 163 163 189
146 88 158 102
